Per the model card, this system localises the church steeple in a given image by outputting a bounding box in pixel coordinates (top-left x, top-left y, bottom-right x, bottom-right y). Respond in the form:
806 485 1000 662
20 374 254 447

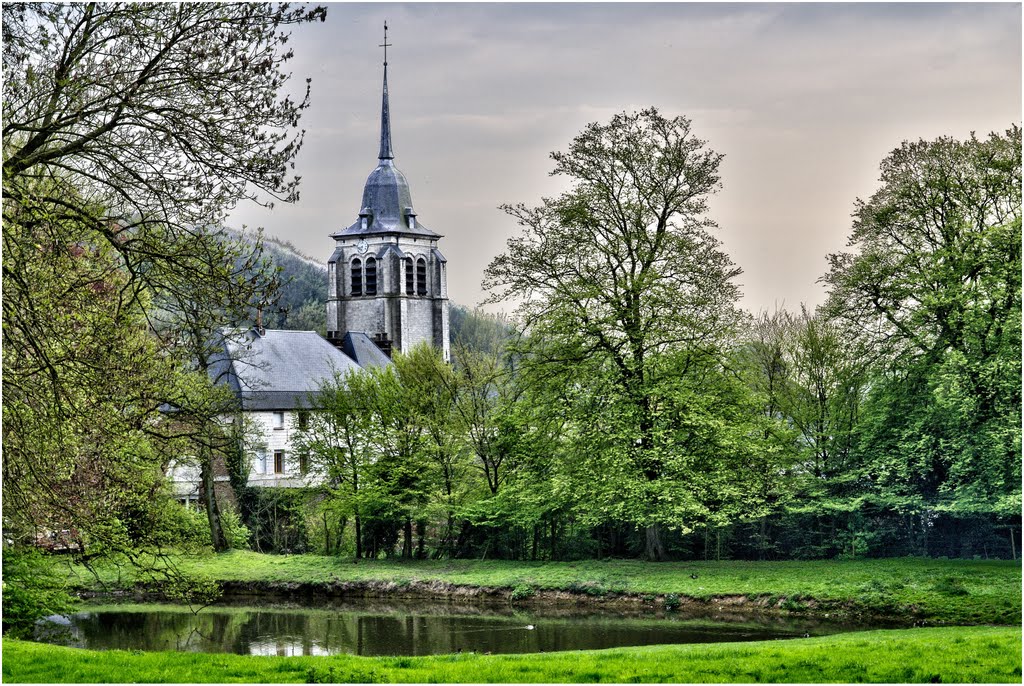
326 20 450 362
378 22 394 160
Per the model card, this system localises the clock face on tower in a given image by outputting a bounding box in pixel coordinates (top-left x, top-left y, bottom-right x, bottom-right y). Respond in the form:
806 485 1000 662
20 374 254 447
356 240 369 254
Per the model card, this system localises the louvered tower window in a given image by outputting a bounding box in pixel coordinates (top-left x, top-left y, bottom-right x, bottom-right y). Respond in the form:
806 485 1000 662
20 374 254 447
404 257 414 295
351 258 362 296
364 257 377 295
416 257 427 296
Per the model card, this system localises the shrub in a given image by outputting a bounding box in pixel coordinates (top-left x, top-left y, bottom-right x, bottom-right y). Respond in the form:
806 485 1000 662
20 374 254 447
1 546 76 638
933 576 969 597
664 593 681 611
568 581 607 597
511 584 535 601
221 508 251 550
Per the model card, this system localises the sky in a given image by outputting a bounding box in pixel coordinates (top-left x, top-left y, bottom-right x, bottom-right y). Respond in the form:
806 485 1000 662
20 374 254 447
229 2 1022 316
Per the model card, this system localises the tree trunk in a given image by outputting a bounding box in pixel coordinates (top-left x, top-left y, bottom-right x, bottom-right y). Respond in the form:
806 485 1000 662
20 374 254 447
644 523 667 561
758 517 767 560
416 519 426 559
337 516 347 557
323 512 330 555
549 516 557 561
354 513 362 559
200 457 228 552
403 517 413 558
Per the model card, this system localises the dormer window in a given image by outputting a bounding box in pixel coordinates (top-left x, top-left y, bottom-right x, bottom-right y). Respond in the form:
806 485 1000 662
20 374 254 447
404 207 417 230
351 258 363 296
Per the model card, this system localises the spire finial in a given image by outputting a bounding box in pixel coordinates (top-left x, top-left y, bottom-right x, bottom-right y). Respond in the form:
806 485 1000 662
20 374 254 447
378 21 394 160
379 21 391 67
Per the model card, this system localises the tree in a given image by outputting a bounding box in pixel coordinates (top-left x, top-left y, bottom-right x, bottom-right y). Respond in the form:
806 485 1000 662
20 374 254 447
392 344 475 558
2 215 180 554
2 3 325 573
786 306 865 483
295 368 377 559
822 128 1021 542
484 108 743 560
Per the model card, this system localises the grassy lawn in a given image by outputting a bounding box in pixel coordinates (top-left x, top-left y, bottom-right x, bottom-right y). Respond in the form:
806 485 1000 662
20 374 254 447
5 626 1021 683
63 551 1021 624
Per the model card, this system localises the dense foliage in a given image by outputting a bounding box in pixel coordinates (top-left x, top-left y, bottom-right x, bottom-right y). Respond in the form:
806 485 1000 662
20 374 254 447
2 2 324 627
2 5 1017 642
238 116 1019 563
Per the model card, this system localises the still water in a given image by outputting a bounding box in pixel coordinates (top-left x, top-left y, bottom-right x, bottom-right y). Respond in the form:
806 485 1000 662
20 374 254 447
37 597 877 656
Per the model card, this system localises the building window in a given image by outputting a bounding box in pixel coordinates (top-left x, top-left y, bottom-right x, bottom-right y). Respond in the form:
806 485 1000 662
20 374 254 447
297 410 309 431
299 451 309 476
404 257 414 295
364 257 377 296
351 258 362 296
274 450 285 474
256 448 268 474
416 257 427 296
272 411 284 430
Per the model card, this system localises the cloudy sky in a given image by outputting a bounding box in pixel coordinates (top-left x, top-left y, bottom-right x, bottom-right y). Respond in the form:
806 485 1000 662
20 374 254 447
229 2 1022 315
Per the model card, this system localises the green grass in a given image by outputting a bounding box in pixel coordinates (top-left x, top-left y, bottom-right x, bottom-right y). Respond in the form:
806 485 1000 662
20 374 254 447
4 626 1021 683
63 551 1022 624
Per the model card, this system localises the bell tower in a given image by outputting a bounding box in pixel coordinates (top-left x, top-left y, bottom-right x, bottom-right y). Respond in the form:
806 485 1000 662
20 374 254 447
325 23 450 362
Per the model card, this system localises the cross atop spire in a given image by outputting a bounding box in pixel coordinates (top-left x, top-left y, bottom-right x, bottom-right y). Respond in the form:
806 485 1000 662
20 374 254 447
378 21 394 160
380 21 391 67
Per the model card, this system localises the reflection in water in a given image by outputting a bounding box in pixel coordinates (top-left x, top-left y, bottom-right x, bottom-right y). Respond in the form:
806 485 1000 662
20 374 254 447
42 597 883 657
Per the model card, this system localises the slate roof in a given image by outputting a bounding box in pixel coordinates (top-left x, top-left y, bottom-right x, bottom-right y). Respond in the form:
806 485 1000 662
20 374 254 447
210 328 371 410
340 332 393 369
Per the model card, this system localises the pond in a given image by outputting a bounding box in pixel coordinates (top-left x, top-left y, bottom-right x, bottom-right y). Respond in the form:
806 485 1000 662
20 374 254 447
36 596 889 657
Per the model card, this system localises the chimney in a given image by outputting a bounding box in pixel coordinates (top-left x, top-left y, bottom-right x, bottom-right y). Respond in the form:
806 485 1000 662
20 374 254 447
372 332 393 358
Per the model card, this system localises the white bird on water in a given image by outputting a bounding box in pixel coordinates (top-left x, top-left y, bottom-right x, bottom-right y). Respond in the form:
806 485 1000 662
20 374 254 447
525 624 535 630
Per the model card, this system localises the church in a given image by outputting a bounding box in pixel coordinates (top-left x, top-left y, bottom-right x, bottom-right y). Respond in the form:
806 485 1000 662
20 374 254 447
173 36 449 497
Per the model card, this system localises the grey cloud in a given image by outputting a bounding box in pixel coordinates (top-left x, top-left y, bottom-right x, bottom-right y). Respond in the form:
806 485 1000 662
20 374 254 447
230 2 1021 314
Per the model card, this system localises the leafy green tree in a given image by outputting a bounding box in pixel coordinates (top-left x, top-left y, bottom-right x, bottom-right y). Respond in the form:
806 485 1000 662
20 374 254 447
2 2 325 584
449 338 569 559
295 369 377 559
786 306 865 483
484 108 743 559
730 310 803 556
392 344 477 557
822 127 1021 539
2 210 180 555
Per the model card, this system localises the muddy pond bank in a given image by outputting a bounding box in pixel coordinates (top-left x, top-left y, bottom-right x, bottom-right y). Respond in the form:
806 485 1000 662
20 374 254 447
82 577 922 626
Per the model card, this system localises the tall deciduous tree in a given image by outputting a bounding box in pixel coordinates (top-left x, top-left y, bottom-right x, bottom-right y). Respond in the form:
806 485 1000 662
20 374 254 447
484 108 743 560
296 369 378 559
823 128 1021 524
2 3 325 560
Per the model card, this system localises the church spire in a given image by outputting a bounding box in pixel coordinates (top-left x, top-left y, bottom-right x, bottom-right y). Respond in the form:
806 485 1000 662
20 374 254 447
378 22 394 160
